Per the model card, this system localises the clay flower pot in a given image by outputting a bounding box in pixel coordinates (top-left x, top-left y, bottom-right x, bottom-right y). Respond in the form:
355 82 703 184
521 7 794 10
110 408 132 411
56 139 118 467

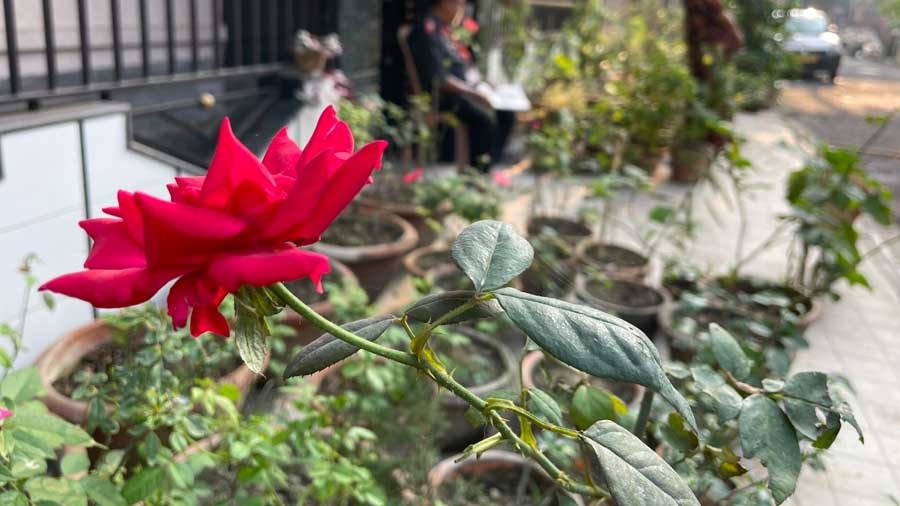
526 215 593 247
521 351 644 412
403 243 453 278
35 320 263 425
576 240 649 282
575 276 667 337
671 140 714 183
312 211 418 299
429 450 585 505
282 257 358 347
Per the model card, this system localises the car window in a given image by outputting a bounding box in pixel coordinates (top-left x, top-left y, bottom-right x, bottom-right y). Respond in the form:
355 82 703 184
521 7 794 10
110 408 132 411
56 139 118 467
787 14 828 35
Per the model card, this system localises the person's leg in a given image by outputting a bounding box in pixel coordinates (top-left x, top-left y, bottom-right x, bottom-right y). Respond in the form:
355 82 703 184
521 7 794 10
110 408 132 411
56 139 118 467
491 110 516 163
450 95 496 172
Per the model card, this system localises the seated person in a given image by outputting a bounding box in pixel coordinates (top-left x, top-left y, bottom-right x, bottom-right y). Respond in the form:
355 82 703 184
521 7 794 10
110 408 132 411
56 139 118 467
408 0 515 172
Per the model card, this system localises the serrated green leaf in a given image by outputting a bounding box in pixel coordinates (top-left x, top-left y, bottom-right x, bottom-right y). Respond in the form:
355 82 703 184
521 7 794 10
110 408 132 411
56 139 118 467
527 387 563 427
60 452 89 477
708 324 750 381
82 476 127 506
24 477 87 506
571 384 619 430
659 413 698 453
122 467 165 504
451 220 534 291
234 300 270 375
739 395 801 504
404 291 502 324
581 420 700 506
494 287 697 432
0 368 42 404
0 491 28 506
283 315 394 379
691 366 742 422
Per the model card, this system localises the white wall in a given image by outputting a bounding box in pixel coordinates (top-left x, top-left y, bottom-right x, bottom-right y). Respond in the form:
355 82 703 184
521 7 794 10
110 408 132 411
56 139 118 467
0 105 177 369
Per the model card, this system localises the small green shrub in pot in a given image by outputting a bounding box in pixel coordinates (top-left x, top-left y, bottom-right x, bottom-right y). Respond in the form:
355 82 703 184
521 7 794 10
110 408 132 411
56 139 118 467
784 145 892 298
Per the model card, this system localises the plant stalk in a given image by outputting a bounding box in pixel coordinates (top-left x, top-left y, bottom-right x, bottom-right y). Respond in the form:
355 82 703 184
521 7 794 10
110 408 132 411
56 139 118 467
632 391 655 441
270 282 607 499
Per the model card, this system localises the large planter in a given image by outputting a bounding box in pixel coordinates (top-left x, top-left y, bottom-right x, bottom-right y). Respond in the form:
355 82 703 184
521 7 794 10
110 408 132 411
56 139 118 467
35 320 262 426
671 141 714 183
312 211 418 299
429 450 584 505
403 243 453 278
576 240 649 281
526 215 592 247
358 174 444 248
659 305 770 363
282 257 358 348
521 351 644 411
575 277 666 337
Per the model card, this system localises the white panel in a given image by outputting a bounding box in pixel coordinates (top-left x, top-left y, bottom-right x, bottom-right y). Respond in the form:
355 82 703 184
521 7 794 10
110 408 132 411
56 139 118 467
83 114 176 216
12 297 94 370
0 122 83 231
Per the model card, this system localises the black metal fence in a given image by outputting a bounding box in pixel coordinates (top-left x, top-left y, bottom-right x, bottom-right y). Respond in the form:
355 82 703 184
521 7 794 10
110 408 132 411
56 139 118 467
0 0 334 109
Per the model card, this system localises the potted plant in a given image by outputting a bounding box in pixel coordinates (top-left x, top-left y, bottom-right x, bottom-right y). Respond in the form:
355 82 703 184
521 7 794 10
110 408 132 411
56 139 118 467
35 306 259 426
311 208 419 299
404 243 453 278
574 276 667 337
671 101 719 183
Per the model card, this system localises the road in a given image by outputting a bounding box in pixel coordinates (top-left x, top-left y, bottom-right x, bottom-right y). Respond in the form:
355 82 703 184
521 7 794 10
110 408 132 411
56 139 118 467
779 57 900 216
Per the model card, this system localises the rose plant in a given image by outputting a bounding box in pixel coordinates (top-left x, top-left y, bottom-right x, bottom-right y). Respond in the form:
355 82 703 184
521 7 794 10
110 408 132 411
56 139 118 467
38 108 856 505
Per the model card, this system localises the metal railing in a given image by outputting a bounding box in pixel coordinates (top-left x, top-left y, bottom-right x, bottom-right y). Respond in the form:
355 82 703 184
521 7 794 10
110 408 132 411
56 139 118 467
0 0 330 108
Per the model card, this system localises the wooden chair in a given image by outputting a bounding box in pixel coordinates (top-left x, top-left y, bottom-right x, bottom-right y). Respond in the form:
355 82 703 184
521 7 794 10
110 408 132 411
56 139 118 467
397 24 469 171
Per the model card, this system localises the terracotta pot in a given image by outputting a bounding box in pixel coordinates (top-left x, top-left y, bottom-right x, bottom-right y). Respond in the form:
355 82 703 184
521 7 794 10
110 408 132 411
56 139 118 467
282 257 358 348
710 275 822 329
576 240 649 281
438 327 517 452
293 48 328 75
671 141 714 183
35 320 264 426
403 243 453 278
312 211 419 299
575 276 667 337
659 305 772 363
527 215 592 247
521 351 644 412
429 450 585 505
520 257 576 299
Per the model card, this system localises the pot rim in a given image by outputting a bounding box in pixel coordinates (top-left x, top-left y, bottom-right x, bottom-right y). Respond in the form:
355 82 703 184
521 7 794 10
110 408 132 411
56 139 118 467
403 243 451 278
527 214 593 240
428 449 585 505
575 240 650 270
311 211 419 262
574 276 667 315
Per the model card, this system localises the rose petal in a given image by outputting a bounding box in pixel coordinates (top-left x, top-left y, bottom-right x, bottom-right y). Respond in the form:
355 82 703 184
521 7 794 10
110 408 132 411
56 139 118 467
199 118 280 213
262 128 302 175
261 149 343 240
295 105 354 170
166 272 226 329
292 140 387 242
206 246 330 293
134 192 247 267
190 301 230 337
81 218 146 269
39 268 182 308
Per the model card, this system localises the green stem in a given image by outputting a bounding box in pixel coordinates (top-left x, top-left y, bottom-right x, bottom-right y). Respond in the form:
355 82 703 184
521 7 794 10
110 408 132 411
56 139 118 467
633 391 655 441
410 296 486 354
485 399 581 438
270 282 606 499
270 283 417 367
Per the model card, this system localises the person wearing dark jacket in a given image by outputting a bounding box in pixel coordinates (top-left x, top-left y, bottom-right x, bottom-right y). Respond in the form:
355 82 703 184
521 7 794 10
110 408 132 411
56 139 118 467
408 0 514 172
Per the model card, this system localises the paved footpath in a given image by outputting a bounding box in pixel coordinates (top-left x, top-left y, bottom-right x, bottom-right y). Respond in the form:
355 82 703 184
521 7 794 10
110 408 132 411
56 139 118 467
665 111 900 506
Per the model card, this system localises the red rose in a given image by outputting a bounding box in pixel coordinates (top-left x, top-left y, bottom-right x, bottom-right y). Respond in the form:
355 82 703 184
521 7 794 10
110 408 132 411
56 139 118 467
403 168 425 184
462 17 479 34
0 408 11 421
41 106 386 337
